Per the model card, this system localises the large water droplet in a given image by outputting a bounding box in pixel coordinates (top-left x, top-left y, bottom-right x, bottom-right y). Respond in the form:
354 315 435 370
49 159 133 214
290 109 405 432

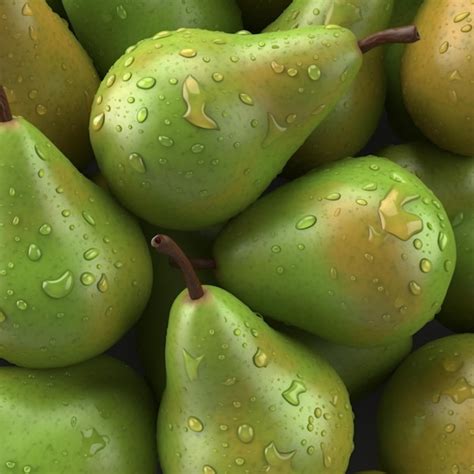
282 380 307 406
97 274 109 293
237 424 255 444
81 428 109 457
27 244 42 261
264 442 296 467
183 349 205 381
188 416 204 432
253 348 269 368
180 48 197 58
420 258 432 273
129 153 147 173
307 64 321 81
137 77 156 89
441 377 474 403
42 270 74 299
438 232 448 251
182 75 219 130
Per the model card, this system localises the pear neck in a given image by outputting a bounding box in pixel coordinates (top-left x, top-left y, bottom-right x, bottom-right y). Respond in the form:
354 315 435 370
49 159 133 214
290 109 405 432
0 86 13 123
358 26 420 54
151 234 204 300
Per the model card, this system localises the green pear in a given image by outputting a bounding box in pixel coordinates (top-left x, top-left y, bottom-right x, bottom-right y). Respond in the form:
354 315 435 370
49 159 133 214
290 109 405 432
236 0 291 32
0 355 157 473
401 0 474 156
90 26 364 230
271 321 412 398
380 142 474 332
265 0 394 174
153 234 354 473
214 156 457 347
0 0 99 168
0 89 152 368
62 0 243 77
138 225 219 397
384 0 424 140
378 334 474 473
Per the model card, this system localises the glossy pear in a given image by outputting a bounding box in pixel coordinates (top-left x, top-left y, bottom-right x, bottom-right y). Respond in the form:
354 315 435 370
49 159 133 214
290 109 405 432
214 156 456 347
0 0 99 168
153 235 354 473
90 26 363 230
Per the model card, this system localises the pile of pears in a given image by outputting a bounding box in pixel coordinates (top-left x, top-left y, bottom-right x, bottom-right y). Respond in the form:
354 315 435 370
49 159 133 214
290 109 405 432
0 0 473 473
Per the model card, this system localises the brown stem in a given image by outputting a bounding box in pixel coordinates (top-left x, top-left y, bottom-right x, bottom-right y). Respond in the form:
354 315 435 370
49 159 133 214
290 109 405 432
168 257 216 271
0 86 13 123
359 25 420 54
151 234 204 300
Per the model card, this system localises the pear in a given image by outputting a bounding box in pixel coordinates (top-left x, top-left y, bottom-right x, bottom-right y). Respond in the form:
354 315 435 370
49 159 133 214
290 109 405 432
214 156 457 347
90 25 365 230
0 88 152 368
0 355 157 473
378 334 474 473
380 142 474 332
62 0 243 77
401 0 474 156
265 0 394 174
0 0 99 168
236 0 291 32
153 234 354 473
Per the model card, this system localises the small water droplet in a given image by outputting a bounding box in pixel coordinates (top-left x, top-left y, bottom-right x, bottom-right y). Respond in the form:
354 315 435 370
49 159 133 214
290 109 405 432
420 258 432 273
264 442 296 466
97 274 109 293
296 215 317 230
82 212 95 226
438 232 448 251
253 348 269 368
22 3 33 15
239 93 254 106
282 380 307 406
414 238 423 249
326 193 341 201
81 428 109 457
271 61 285 73
136 107 148 123
237 424 255 444
27 244 42 261
137 77 156 89
440 41 450 53
287 68 298 77
212 72 224 82
92 113 105 131
180 48 197 58
271 245 281 253
80 272 96 286
83 248 100 261
203 466 216 474
409 280 422 296
188 416 204 432
307 64 321 80
128 153 147 173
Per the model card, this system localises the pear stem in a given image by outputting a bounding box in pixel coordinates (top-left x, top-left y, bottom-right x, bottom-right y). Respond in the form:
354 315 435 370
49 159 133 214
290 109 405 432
358 25 420 54
0 86 13 123
168 257 217 271
151 234 204 300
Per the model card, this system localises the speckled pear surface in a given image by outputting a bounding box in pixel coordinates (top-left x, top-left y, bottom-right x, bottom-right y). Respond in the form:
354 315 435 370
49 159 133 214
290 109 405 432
0 116 152 368
90 26 362 230
236 0 291 32
0 356 157 473
378 334 474 473
62 0 243 76
401 0 474 156
380 142 474 332
214 156 457 347
266 0 393 174
0 0 100 168
158 285 354 473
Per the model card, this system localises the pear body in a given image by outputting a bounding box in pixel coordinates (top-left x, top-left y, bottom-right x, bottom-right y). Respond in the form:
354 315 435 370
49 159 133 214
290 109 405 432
384 0 424 140
0 356 157 473
90 26 362 230
62 0 243 76
378 334 474 473
401 0 474 156
0 117 152 368
380 142 474 332
0 0 99 168
266 0 393 174
214 156 456 347
236 0 291 32
158 285 354 473
138 225 218 397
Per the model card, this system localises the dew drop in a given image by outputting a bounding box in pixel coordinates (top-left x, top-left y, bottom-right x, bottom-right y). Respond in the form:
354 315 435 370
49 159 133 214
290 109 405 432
180 48 197 58
136 107 148 123
27 244 42 261
97 274 109 293
42 270 74 299
282 380 307 406
137 77 156 89
129 153 146 173
188 416 204 432
83 248 100 261
182 75 219 130
80 272 96 286
239 93 254 106
307 64 321 80
82 212 96 226
420 258 432 273
409 281 422 296
237 424 255 444
253 348 269 368
92 113 105 131
296 215 317 230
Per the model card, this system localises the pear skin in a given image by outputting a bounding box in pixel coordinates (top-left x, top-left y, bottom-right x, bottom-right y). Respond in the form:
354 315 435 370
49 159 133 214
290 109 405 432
90 26 362 230
0 356 157 473
62 0 243 76
214 156 457 347
0 0 100 168
401 0 474 156
266 0 394 174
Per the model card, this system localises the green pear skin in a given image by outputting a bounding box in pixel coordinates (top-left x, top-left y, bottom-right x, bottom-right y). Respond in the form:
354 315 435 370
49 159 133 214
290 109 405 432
236 0 291 32
138 226 218 397
384 0 424 140
401 0 474 156
0 0 100 168
214 156 457 347
62 0 243 76
158 285 354 473
378 334 474 473
380 142 474 332
266 0 394 174
0 356 157 473
272 321 413 398
90 26 363 230
0 116 152 368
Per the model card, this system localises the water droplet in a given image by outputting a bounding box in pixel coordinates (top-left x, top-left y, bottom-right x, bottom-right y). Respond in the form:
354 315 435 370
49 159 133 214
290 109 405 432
137 77 156 89
282 380 307 406
356 199 368 206
237 424 255 443
239 93 254 106
203 466 216 474
440 41 450 54
235 458 245 466
287 68 298 77
253 348 269 368
16 300 28 311
320 442 333 468
81 428 109 457
82 212 95 226
420 258 432 273
454 11 470 22
92 113 105 131
445 423 456 433
262 113 287 148
271 245 281 253
22 3 33 15
129 153 146 173
136 107 148 124
286 113 297 124
438 231 448 251
271 61 285 73
326 193 341 201
0 310 7 323
83 248 100 261
188 416 204 432
180 48 197 58
27 244 42 261
212 72 224 82
97 274 109 293
106 75 116 88
409 280 422 296
461 24 472 32
307 64 321 80
296 215 317 230
115 4 127 19
363 183 377 191
182 75 219 130
183 349 205 381
264 442 296 467
443 356 464 373
441 377 474 403
414 238 423 250
42 270 74 299
444 259 453 272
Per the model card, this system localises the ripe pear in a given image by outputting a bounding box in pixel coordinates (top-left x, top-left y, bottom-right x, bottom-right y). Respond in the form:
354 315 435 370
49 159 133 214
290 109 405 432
153 234 354 473
214 156 457 347
265 0 394 174
62 0 243 77
380 142 474 332
0 355 157 473
90 26 364 230
401 0 474 156
378 334 474 473
272 321 412 398
384 0 424 139
236 0 291 32
0 89 153 368
0 0 99 168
